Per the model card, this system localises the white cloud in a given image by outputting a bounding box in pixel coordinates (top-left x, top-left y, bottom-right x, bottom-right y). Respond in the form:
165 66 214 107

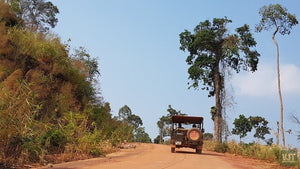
281 64 300 94
231 64 300 97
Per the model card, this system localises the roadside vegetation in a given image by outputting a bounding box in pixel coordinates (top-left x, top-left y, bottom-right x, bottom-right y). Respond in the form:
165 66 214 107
202 114 280 162
203 140 282 162
0 1 150 168
201 114 298 166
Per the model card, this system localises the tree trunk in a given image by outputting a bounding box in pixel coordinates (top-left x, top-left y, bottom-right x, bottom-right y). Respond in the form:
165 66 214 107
277 121 280 145
160 131 163 144
214 63 222 142
272 121 280 146
272 26 285 148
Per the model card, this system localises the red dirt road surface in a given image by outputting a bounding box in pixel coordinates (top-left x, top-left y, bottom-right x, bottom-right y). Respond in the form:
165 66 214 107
41 143 282 169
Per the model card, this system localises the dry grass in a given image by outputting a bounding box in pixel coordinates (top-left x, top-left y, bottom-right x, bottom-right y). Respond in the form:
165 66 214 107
203 140 282 162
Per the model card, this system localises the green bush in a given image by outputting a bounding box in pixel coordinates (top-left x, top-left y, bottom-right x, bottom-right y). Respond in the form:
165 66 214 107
50 130 67 147
42 129 67 153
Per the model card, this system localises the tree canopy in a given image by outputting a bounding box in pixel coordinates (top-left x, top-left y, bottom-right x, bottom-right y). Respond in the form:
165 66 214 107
156 105 185 143
118 105 143 129
180 17 259 94
249 116 270 140
232 115 252 141
179 17 260 142
134 127 151 143
10 0 59 32
118 105 151 142
256 4 298 35
232 115 270 142
119 105 132 121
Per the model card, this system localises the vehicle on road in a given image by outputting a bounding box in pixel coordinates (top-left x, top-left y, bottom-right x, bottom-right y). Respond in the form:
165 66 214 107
170 115 204 154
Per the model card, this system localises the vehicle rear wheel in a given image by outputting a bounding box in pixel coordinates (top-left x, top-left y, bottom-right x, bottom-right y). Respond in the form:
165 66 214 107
171 147 175 153
196 147 202 154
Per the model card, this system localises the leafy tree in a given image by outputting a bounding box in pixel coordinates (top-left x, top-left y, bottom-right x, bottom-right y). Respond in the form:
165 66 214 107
118 105 145 141
167 105 184 118
72 46 100 83
134 127 151 143
157 105 185 143
71 47 101 104
156 105 184 143
256 4 298 148
157 116 169 144
180 17 260 142
118 105 143 129
249 116 270 141
7 0 59 32
118 105 132 121
127 114 143 131
232 115 252 142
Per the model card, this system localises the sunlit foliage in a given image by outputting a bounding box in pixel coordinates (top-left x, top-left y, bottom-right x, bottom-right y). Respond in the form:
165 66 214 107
0 1 133 167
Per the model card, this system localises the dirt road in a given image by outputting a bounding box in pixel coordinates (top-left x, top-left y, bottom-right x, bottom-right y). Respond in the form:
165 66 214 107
43 143 280 169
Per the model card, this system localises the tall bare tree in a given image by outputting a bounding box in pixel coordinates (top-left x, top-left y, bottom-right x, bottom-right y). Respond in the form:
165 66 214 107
256 4 298 147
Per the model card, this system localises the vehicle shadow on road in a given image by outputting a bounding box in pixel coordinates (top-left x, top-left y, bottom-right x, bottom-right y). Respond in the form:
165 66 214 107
175 150 224 157
175 150 197 154
201 152 224 157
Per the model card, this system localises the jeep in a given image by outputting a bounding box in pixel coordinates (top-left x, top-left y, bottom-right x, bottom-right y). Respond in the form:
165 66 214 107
170 115 204 154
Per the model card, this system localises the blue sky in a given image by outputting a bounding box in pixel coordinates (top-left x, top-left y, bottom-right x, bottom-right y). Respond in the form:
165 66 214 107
51 0 300 147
